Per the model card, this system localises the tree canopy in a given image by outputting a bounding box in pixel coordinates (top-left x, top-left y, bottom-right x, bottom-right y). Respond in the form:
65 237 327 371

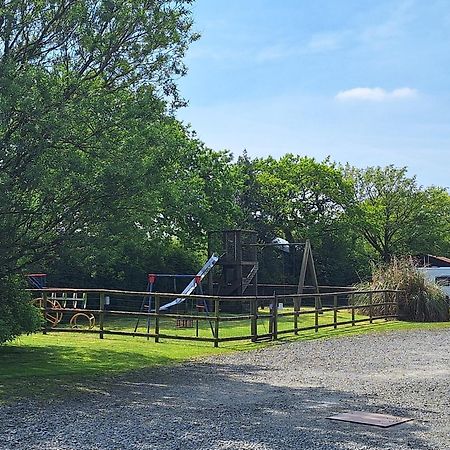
348 165 450 261
1 1 450 343
0 0 199 278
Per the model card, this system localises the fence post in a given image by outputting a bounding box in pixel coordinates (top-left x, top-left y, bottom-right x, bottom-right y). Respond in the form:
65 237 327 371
294 296 299 335
314 296 319 333
384 291 389 320
42 292 49 335
251 297 257 342
395 291 401 319
154 295 160 343
272 295 278 340
333 295 338 329
214 298 220 348
99 293 105 339
369 292 373 324
350 294 355 327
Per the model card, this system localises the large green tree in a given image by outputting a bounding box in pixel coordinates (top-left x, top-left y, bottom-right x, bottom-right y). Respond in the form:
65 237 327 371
348 165 450 261
235 154 359 284
1 0 199 278
44 138 241 290
236 154 354 240
0 0 201 341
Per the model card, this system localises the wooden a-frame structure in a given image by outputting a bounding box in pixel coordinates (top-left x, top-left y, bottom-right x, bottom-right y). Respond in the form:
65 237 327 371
296 239 319 295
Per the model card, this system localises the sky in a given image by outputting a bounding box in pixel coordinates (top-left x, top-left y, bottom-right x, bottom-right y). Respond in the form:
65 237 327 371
176 0 450 189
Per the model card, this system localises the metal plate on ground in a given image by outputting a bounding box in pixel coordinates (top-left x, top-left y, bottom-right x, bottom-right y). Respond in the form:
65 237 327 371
327 411 413 428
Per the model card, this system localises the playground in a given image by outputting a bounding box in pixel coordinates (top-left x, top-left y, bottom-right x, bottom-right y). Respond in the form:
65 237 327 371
28 230 402 347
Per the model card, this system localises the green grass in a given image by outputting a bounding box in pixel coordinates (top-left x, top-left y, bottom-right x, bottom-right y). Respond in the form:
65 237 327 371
1 312 449 402
104 307 366 339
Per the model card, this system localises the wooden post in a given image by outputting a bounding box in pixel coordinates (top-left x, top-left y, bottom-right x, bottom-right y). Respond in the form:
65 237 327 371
235 231 243 295
42 292 48 335
350 293 355 326
207 233 214 295
154 295 160 343
314 296 319 332
395 291 401 319
294 296 299 335
369 292 373 324
273 295 278 340
333 295 338 329
195 316 199 337
214 298 220 348
269 296 274 335
99 293 105 339
251 297 257 342
384 291 389 320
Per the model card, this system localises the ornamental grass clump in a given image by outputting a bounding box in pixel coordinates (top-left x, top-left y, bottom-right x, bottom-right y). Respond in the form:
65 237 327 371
353 258 449 322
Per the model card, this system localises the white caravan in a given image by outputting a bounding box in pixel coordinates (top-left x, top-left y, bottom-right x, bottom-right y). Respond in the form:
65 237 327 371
418 267 450 298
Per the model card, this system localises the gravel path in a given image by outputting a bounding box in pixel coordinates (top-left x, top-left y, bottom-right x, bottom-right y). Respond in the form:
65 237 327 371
1 329 449 450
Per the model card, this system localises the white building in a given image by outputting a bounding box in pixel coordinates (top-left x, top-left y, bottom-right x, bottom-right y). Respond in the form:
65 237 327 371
418 255 450 298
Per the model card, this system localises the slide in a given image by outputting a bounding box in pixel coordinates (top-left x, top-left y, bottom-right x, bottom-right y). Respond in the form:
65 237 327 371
159 254 219 311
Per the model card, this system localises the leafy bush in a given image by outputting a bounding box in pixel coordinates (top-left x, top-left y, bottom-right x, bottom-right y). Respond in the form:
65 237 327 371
0 276 42 344
353 258 449 322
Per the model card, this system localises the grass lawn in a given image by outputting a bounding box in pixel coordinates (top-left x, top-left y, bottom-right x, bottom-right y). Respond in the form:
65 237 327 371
1 312 449 402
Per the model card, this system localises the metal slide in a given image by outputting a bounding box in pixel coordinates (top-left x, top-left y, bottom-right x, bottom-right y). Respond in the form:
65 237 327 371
159 253 220 311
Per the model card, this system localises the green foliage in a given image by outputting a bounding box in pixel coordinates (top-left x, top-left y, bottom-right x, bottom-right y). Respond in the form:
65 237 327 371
1 0 450 299
354 258 449 322
0 0 198 104
235 153 360 284
237 153 354 239
0 0 199 278
0 276 41 344
346 165 450 262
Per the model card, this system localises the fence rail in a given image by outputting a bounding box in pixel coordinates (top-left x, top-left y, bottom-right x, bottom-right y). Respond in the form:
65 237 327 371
29 288 403 347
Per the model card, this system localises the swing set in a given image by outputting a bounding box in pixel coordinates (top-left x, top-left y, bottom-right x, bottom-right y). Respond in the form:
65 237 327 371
134 271 215 337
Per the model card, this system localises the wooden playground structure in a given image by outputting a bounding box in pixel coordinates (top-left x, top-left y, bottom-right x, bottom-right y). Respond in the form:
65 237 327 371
29 229 404 347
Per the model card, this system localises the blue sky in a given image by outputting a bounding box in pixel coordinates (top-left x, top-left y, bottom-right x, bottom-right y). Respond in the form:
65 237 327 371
176 0 450 188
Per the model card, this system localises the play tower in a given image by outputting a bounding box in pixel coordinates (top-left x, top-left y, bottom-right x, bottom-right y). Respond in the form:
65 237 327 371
207 229 259 297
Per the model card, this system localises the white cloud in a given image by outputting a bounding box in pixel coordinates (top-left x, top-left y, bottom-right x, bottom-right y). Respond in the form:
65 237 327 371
335 87 418 102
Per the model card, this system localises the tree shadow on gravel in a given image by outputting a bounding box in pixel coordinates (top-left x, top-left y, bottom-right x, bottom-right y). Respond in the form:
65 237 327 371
0 360 443 450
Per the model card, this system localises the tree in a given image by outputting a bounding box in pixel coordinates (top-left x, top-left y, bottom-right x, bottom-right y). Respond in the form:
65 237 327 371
0 276 41 344
347 165 450 261
42 135 242 290
0 0 198 104
0 0 199 278
0 0 199 340
236 154 353 240
235 154 357 284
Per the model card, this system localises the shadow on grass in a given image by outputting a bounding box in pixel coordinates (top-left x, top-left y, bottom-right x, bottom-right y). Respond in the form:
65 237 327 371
2 321 448 403
0 343 176 401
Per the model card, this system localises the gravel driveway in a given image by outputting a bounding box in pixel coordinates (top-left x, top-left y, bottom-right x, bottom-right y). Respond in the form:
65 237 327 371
1 329 449 450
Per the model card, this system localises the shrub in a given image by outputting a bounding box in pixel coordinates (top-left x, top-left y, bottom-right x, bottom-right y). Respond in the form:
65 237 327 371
352 258 449 322
0 276 42 344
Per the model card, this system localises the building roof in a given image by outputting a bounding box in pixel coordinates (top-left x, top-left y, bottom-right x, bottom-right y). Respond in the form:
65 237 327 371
423 255 450 267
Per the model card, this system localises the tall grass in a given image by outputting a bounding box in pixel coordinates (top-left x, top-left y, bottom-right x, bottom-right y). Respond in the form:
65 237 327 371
353 258 449 322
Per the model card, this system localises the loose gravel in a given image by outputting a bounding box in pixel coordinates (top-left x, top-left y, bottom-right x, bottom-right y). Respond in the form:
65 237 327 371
1 329 449 450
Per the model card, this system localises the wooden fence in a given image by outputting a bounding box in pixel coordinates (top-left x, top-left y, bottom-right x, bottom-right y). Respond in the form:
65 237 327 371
30 288 403 347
